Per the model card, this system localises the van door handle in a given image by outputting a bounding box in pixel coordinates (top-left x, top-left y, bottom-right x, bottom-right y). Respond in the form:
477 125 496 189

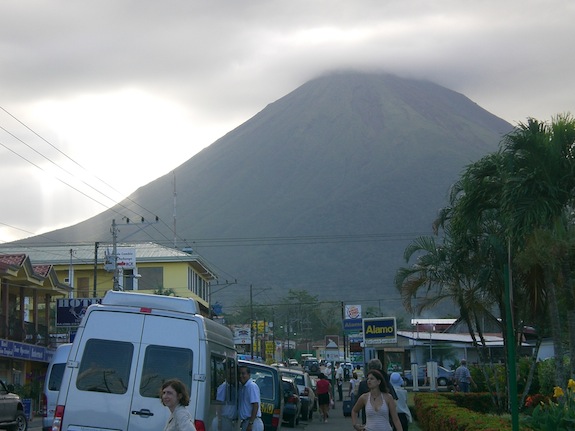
131 409 154 417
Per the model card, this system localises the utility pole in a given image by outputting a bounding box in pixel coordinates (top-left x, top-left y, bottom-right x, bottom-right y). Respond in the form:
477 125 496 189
342 301 347 366
173 171 177 248
93 242 99 297
111 219 120 291
68 249 74 298
108 217 158 291
250 284 254 359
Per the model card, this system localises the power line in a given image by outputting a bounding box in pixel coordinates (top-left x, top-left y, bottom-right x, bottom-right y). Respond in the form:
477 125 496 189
0 107 190 246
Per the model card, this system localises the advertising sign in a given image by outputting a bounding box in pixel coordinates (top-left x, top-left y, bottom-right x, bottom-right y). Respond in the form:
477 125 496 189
325 335 340 348
345 304 362 319
233 326 251 345
104 247 136 271
116 247 136 269
362 317 397 346
56 298 102 327
343 318 363 334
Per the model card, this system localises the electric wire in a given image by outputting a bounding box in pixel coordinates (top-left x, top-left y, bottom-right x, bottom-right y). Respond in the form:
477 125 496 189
0 107 187 246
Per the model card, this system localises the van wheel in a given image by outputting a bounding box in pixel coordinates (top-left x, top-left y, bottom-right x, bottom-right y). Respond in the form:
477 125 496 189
9 412 27 431
438 377 448 386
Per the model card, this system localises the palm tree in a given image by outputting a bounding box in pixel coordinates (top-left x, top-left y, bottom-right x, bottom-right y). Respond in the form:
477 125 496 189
500 115 575 385
397 114 575 417
396 220 509 411
445 114 575 387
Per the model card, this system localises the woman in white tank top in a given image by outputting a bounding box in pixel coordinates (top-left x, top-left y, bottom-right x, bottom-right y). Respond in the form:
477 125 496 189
350 370 403 431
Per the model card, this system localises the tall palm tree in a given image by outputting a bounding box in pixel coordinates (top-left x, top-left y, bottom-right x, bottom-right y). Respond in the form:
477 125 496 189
397 114 575 415
500 115 575 385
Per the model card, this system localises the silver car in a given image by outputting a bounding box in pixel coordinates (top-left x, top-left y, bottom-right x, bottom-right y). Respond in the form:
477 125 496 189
276 368 317 421
0 380 27 431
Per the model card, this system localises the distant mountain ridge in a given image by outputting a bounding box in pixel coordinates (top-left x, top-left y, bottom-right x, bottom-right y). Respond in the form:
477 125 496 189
12 72 512 315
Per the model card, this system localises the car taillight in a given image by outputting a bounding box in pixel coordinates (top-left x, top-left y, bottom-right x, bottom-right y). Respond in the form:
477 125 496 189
194 420 205 431
40 393 47 417
51 405 65 431
288 395 298 404
272 408 281 427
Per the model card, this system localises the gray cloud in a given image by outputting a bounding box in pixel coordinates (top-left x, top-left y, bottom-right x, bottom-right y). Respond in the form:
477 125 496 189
0 0 573 241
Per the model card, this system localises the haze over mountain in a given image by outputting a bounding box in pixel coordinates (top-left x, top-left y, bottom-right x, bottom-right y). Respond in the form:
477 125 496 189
10 72 512 316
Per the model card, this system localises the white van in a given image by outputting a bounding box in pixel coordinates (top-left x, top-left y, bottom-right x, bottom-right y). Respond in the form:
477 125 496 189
51 291 236 431
41 343 71 431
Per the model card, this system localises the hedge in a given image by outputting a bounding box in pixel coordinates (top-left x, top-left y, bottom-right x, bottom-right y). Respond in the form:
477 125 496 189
413 392 534 431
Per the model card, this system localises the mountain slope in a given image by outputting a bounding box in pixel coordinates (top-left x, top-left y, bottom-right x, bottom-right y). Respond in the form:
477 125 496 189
15 72 512 313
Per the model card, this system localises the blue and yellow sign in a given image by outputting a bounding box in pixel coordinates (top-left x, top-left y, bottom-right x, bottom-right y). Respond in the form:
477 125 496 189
343 318 363 334
362 317 397 345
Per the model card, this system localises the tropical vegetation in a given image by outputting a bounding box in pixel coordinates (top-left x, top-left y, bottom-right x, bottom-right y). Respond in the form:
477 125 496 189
395 114 575 417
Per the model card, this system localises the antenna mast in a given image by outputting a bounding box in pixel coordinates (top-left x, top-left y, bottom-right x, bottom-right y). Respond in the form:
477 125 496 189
173 170 177 248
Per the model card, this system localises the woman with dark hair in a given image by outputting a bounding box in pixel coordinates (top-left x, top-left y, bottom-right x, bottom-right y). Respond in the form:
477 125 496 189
351 370 403 431
315 372 333 423
161 378 197 431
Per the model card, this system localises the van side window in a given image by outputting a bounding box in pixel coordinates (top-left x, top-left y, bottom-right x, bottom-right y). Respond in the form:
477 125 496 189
48 363 66 391
140 345 193 398
77 339 133 394
211 356 235 402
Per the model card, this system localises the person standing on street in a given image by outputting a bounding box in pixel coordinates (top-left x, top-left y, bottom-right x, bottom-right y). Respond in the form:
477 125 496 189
316 372 333 423
238 365 264 431
161 379 197 431
215 369 237 431
351 370 403 431
349 371 360 406
335 362 344 401
454 359 475 393
389 372 412 431
324 362 335 406
355 359 397 424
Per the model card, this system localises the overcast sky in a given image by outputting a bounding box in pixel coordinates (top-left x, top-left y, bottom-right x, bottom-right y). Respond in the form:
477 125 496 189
1 0 573 243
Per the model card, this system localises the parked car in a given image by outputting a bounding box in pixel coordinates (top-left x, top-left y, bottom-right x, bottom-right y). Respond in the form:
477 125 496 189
303 359 320 376
287 359 299 367
403 365 455 387
0 380 27 431
281 377 301 428
276 368 317 420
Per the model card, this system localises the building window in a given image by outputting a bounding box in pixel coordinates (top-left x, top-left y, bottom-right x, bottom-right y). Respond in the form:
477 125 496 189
123 269 136 291
77 277 90 297
188 268 208 301
138 267 163 291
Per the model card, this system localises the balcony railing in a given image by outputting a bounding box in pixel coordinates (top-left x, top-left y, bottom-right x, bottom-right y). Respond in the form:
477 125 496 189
0 316 49 345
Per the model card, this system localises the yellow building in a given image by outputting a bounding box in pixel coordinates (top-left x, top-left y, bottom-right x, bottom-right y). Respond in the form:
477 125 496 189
1 242 217 311
0 252 70 388
0 242 218 389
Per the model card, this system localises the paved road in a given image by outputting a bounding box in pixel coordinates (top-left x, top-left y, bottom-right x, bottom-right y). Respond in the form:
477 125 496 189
295 398 353 431
27 418 42 431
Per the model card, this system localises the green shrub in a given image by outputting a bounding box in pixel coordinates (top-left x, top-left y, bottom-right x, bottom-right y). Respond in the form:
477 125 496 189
414 392 534 431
